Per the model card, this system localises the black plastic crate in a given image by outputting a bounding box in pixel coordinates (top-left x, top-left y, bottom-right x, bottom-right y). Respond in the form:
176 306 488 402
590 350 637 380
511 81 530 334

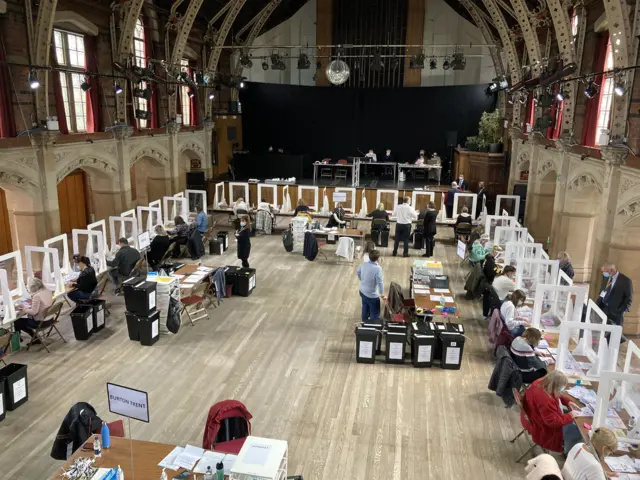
0 363 28 411
225 266 242 295
70 305 93 341
124 279 157 316
125 312 141 341
217 231 229 251
355 327 378 364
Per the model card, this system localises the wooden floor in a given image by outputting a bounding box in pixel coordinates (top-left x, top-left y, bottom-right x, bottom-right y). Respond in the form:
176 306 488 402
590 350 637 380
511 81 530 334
0 224 532 479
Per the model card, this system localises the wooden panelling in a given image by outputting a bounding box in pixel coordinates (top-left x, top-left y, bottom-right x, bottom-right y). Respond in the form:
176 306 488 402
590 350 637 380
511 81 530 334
214 116 243 178
57 170 88 234
0 188 12 255
404 0 426 87
316 0 333 87
454 150 507 211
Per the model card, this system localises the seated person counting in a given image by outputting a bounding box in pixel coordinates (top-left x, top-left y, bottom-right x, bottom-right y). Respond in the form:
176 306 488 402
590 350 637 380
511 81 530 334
492 265 516 300
470 233 491 264
326 202 347 228
562 426 617 480
500 289 530 336
415 150 426 165
107 237 141 294
293 198 310 217
367 203 390 226
68 256 98 304
455 206 473 227
523 371 582 455
147 225 171 270
168 216 190 256
365 149 377 162
233 197 249 215
510 327 547 383
14 277 54 341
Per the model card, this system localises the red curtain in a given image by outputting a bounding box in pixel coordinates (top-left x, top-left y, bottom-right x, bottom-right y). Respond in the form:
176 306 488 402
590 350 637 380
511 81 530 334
191 94 200 126
546 85 559 139
524 93 534 131
581 32 610 147
84 36 101 133
143 17 158 128
50 42 69 134
0 39 16 137
553 102 563 139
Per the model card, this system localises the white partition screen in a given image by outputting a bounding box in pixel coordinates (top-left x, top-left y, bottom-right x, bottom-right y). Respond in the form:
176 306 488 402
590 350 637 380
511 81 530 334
281 185 292 213
515 258 560 300
530 284 587 332
185 189 207 214
137 206 162 235
44 233 71 275
229 182 249 205
72 229 107 274
593 370 640 445
494 226 529 248
298 186 319 211
558 269 573 287
503 242 544 267
214 182 226 208
109 216 139 250
25 246 65 297
163 196 189 225
0 251 26 298
495 195 521 217
0 269 17 325
484 215 517 239
334 187 356 213
377 189 399 214
257 184 277 207
412 191 435 213
452 193 478 218
87 219 109 252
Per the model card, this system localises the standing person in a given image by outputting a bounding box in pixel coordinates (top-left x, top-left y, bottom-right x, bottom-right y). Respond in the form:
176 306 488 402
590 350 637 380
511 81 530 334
500 289 530 337
445 182 458 219
195 204 209 236
68 256 98 304
562 427 617 480
356 249 385 322
107 238 141 294
14 277 54 341
326 202 346 228
235 216 252 268
596 262 633 327
362 240 376 263
476 181 487 218
393 196 418 258
457 174 467 190
557 251 575 279
422 201 438 257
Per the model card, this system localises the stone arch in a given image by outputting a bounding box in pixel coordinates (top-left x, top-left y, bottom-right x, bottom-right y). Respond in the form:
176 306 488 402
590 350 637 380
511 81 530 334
56 156 118 184
616 197 640 226
567 173 603 194
131 155 172 206
53 11 99 36
177 146 206 192
130 147 170 168
0 169 44 250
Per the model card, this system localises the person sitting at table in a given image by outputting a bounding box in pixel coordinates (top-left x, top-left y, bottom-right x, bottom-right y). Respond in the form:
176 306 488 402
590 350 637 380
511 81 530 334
293 198 310 217
469 233 490 264
68 256 97 304
367 203 390 226
148 225 171 270
365 149 377 162
383 148 394 162
524 371 581 455
326 202 346 228
168 216 190 257
510 327 547 383
500 289 530 336
492 265 516 300
14 277 54 342
107 237 141 294
455 206 473 227
445 182 458 218
415 150 426 165
562 426 617 480
233 197 249 215
483 253 497 284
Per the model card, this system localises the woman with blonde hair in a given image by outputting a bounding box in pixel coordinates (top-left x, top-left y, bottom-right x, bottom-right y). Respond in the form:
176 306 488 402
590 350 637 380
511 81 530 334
524 371 581 454
367 202 390 224
14 277 54 341
558 251 575 279
562 427 617 479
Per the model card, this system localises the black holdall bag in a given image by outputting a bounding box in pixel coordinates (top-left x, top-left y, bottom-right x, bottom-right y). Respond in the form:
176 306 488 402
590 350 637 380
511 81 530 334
166 296 181 334
283 228 294 252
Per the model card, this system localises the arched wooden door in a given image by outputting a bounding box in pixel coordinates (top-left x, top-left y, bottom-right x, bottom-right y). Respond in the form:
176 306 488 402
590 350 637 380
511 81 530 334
0 187 12 255
57 170 88 234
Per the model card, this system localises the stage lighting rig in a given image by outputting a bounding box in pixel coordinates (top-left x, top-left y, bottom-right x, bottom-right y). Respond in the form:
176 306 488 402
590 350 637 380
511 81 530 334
297 53 311 69
451 52 466 70
239 53 253 68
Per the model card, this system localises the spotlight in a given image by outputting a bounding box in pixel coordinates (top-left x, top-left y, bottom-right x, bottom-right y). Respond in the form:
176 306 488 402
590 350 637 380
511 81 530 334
80 78 91 92
498 76 509 89
28 69 40 89
410 53 425 69
556 90 565 102
488 82 498 93
508 95 514 104
371 50 384 72
429 58 437 70
239 54 253 68
208 92 214 100
584 80 598 99
451 52 466 71
240 81 245 89
297 53 311 69
442 58 450 70
114 83 123 95
391 57 400 70
203 74 211 85
614 81 625 96
519 94 527 104
262 61 269 71
188 88 195 98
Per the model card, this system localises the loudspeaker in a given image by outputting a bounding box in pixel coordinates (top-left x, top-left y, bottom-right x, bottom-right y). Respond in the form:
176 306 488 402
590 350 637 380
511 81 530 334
186 171 205 189
446 131 458 147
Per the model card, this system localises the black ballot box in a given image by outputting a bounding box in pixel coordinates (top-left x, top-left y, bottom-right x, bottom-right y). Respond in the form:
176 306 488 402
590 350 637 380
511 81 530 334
413 231 424 249
235 268 256 297
88 299 106 331
439 332 465 370
138 311 160 346
124 279 157 316
225 266 242 294
362 322 383 354
122 275 147 310
70 305 94 341
432 322 449 361
371 229 389 248
125 312 141 341
355 327 379 364
385 332 406 364
387 323 408 343
217 231 229 251
209 238 223 255
0 363 28 411
411 333 437 367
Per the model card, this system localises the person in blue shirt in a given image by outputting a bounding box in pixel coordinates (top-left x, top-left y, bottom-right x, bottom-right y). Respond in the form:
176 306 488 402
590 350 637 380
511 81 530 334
356 250 385 322
195 205 208 234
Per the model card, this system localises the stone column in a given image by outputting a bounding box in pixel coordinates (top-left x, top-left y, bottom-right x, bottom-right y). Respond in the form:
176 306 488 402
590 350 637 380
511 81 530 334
166 121 182 193
112 125 135 212
203 120 215 180
549 138 572 255
507 131 520 194
31 131 61 240
523 137 541 227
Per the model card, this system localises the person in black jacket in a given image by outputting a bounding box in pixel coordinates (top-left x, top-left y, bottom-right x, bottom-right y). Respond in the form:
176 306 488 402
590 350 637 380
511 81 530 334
596 262 633 327
476 181 487 219
367 203 389 229
293 198 310 217
422 201 438 257
107 238 141 294
236 216 252 268
68 256 98 303
557 251 575 279
148 225 171 270
455 206 473 227
445 182 459 219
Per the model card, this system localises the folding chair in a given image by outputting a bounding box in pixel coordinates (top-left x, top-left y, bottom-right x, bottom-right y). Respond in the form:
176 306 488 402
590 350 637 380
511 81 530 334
180 282 210 326
130 257 146 276
320 167 333 181
26 302 66 352
455 222 473 242
511 386 542 463
334 159 348 183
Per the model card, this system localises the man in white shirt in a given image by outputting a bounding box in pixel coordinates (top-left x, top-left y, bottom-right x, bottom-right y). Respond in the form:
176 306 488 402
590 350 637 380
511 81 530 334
393 196 418 257
365 149 377 162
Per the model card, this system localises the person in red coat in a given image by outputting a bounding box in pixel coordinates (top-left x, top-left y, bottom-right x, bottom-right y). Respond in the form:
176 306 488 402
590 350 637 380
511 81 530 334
524 371 581 454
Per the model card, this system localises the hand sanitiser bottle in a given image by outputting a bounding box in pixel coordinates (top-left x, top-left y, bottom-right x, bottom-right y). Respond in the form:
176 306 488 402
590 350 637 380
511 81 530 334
93 435 102 458
204 466 214 480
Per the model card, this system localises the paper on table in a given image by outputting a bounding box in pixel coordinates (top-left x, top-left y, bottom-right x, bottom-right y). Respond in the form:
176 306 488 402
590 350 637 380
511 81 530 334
433 288 450 293
158 446 184 470
244 444 271 466
174 452 201 470
429 295 442 302
193 451 225 474
184 445 205 457
605 455 637 473
606 417 627 430
547 347 558 354
172 274 186 280
179 284 194 289
223 454 237 475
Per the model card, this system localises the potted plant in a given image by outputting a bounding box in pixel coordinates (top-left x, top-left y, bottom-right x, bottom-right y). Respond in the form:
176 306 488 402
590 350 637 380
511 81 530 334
477 137 489 152
465 136 479 151
478 110 504 153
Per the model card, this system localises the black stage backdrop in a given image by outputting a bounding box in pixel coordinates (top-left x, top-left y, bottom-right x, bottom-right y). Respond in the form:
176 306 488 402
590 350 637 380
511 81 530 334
239 83 496 167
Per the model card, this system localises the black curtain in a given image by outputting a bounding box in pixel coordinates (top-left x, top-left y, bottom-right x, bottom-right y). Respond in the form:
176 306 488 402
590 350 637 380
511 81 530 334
240 83 496 164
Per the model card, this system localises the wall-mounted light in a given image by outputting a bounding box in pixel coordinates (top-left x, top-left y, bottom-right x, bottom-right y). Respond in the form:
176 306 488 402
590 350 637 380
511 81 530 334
28 69 40 89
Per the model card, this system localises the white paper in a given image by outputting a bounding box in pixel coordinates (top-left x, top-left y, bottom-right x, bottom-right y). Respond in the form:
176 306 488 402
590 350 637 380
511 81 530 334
86 314 93 334
151 320 158 339
244 444 271 466
148 291 156 310
158 446 184 470
605 455 636 473
547 347 558 354
417 345 432 362
389 342 403 360
445 347 461 365
193 451 225 474
184 444 205 457
359 341 373 358
444 297 454 303
173 274 186 280
249 275 256 291
175 451 201 470
429 295 442 301
96 308 105 328
179 284 194 289
0 392 3 415
223 454 237 475
328 233 335 241
197 267 214 272
184 276 202 283
433 288 450 293
12 378 26 402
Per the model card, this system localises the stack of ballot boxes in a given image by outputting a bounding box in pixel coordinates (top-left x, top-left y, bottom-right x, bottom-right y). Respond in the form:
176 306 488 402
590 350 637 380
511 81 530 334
123 276 160 346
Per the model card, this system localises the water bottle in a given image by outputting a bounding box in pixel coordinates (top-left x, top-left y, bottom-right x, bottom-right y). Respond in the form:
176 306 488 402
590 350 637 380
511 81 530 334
160 468 168 480
630 416 636 430
204 466 214 480
101 421 111 448
116 465 124 480
439 295 446 307
93 435 102 458
216 461 225 480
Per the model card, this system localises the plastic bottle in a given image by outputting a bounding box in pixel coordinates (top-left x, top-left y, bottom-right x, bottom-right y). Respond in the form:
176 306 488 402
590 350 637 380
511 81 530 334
439 295 446 307
93 435 102 458
160 468 168 480
101 421 111 449
116 465 124 480
204 466 214 480
630 416 636 430
215 461 225 480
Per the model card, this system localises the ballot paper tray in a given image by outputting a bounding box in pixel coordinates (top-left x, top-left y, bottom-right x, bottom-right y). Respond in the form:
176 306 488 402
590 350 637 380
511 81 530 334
231 436 288 480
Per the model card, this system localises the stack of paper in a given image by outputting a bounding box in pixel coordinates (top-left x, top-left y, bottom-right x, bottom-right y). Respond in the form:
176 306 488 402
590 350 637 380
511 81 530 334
158 446 184 470
605 455 637 473
193 451 225 474
158 445 205 471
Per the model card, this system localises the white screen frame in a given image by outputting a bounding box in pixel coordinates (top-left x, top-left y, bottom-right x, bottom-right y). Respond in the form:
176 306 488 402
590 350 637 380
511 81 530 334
452 192 478 219
334 187 356 213
185 189 207 214
411 191 435 212
376 189 399 214
25 246 65 297
163 196 189 225
0 269 17 325
87 219 109 252
109 216 139 250
0 251 26 298
44 234 71 275
495 195 521 217
298 185 319 211
229 182 249 204
257 184 278 208
72 229 107 274
214 182 226 208
136 206 162 235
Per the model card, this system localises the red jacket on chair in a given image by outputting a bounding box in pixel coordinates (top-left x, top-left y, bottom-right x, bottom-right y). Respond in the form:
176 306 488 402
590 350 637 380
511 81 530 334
523 379 574 452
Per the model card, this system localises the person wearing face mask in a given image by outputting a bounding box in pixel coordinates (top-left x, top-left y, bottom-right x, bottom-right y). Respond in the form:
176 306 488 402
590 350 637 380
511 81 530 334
456 174 467 191
365 148 377 162
235 216 252 268
510 327 547 383
562 427 617 480
491 265 516 300
524 371 582 455
500 289 530 336
596 262 633 328
469 233 490 264
476 181 487 218
415 150 426 165
383 148 394 163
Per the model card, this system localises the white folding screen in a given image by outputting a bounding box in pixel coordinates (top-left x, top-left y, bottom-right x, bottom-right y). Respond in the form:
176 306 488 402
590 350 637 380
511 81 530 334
624 340 640 375
558 269 573 286
43 234 71 274
594 370 640 444
493 226 529 248
515 258 560 300
0 251 26 298
185 189 207 214
87 219 109 252
229 182 249 204
213 182 226 208
377 189 398 214
411 191 435 213
137 206 162 235
163 196 188 225
257 184 278 207
503 242 544 266
439 192 448 220
495 195 521 217
0 269 17 325
109 216 139 250
298 186 319 211
281 185 292 213
530 284 587 332
72 229 107 274
484 215 517 239
452 193 477 218
334 187 356 212
24 246 65 297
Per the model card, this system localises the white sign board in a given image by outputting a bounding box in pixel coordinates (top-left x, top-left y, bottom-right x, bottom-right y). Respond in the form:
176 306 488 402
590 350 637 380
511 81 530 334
332 191 347 202
457 240 466 259
107 383 150 422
